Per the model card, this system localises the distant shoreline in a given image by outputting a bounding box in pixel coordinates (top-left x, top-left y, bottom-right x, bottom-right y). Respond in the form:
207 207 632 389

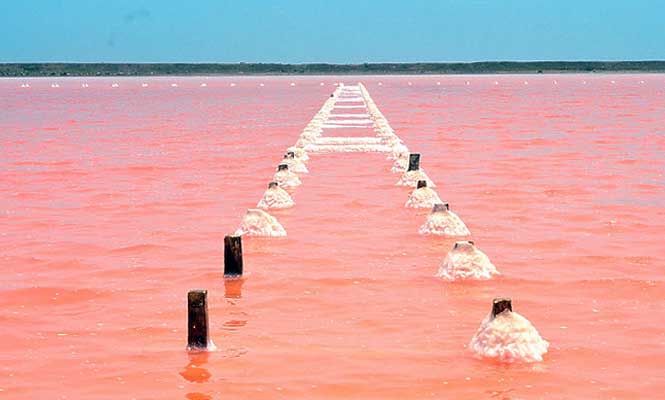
2 61 665 77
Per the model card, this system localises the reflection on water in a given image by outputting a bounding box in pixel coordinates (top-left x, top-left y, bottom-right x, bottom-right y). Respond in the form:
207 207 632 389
224 277 245 299
180 351 211 383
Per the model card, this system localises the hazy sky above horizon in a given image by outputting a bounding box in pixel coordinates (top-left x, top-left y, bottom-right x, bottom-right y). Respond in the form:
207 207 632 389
1 0 663 63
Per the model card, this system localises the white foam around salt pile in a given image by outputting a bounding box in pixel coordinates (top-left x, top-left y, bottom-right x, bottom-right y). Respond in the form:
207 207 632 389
419 206 470 236
397 170 436 187
469 311 549 363
257 185 294 209
405 186 442 208
388 144 410 160
235 209 287 237
436 241 498 280
273 169 302 188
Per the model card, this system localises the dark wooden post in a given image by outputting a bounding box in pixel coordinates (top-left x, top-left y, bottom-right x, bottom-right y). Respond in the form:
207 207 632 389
417 180 427 189
432 203 449 213
277 164 288 171
285 151 295 158
268 181 278 189
187 290 209 350
224 235 243 277
492 298 512 318
407 153 421 171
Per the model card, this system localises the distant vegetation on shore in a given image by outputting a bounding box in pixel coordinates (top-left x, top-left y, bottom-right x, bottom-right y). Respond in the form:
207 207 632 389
2 61 665 77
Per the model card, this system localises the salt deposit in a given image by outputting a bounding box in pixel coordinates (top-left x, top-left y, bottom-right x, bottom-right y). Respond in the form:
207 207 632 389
397 169 436 187
469 303 549 363
281 155 308 173
419 203 470 236
234 209 287 237
286 146 309 162
435 241 498 280
257 182 295 210
405 185 442 208
273 165 302 188
391 155 408 173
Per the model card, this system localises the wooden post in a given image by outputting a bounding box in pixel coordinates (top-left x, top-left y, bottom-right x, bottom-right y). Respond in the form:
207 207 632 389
492 298 512 318
187 290 209 350
224 235 243 277
268 181 278 189
407 153 420 171
432 203 449 213
417 180 427 189
286 151 295 158
277 164 288 171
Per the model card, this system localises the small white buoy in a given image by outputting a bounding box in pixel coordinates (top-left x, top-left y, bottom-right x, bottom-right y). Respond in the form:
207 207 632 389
524 81 529 85
230 83 236 87
290 82 296 87
259 83 265 87
494 81 499 85
320 82 325 86
408 82 413 86
378 82 383 86
611 80 616 84
200 83 207 87
171 83 178 87
436 81 441 86
141 83 148 87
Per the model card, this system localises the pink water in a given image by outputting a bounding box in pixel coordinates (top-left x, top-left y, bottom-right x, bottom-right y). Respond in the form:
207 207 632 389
1 75 664 399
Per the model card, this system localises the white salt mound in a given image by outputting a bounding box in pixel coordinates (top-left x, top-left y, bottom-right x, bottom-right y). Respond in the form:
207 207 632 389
257 185 294 209
282 157 308 173
470 311 549 363
397 170 436 187
273 169 302 188
235 209 286 237
436 241 498 280
391 155 408 173
286 146 309 161
405 186 442 208
419 205 470 236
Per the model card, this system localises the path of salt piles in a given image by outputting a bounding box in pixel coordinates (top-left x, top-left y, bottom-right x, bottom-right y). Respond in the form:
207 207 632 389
229 83 548 363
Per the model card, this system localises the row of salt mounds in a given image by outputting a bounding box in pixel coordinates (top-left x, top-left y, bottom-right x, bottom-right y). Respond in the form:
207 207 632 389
235 208 287 237
257 182 294 209
405 181 442 208
273 164 301 188
469 299 549 363
419 203 470 236
436 241 499 280
281 153 308 173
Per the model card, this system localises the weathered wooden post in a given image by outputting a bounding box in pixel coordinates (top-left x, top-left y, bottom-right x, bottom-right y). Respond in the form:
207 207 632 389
432 203 449 212
224 235 243 277
187 290 209 350
417 180 427 189
285 151 295 158
268 181 279 189
408 153 421 171
492 298 512 318
277 164 288 171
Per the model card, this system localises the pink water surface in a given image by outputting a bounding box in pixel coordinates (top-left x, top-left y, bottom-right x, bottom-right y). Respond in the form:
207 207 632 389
1 75 664 399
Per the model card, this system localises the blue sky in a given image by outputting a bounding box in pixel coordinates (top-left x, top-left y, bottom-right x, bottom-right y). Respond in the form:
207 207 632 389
1 0 663 63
